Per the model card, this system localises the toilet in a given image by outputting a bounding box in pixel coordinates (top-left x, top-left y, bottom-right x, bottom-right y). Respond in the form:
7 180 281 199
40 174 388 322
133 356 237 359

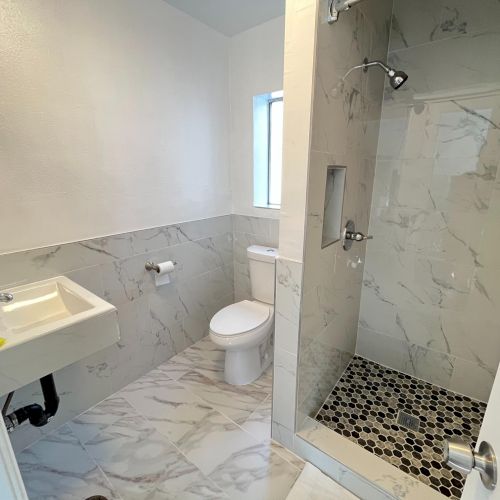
209 245 278 385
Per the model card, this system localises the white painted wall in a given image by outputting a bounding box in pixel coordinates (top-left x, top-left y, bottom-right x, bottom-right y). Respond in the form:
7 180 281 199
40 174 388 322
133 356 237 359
0 0 231 254
229 16 285 219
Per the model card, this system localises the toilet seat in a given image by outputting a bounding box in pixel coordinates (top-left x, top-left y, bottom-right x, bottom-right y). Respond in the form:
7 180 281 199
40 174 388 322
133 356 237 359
210 300 270 336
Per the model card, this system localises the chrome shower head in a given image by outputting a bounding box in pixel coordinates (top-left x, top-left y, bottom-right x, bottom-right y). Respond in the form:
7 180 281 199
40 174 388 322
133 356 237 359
362 59 408 90
340 59 409 91
386 68 408 90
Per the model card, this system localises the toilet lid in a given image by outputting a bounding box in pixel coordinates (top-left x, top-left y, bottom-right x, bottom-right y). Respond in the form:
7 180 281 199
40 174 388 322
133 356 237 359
210 300 270 336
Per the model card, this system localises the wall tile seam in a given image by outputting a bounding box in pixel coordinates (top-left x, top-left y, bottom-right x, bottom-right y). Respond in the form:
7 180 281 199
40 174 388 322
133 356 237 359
0 232 234 268
0 215 234 257
162 264 235 285
275 254 305 433
277 256 304 265
356 322 499 371
304 317 354 341
293 302 306 433
388 27 498 55
103 242 234 269
117 239 235 261
308 147 381 160
231 212 280 219
233 231 276 241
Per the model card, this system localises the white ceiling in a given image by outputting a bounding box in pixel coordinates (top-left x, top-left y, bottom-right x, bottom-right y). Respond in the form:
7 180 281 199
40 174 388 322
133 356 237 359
162 0 285 36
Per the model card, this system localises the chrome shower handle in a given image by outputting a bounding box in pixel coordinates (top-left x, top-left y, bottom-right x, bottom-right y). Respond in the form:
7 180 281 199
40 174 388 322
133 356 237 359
342 220 373 250
344 231 373 242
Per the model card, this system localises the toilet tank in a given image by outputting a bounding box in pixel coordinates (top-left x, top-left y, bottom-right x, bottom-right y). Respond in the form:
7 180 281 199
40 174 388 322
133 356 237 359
247 245 278 305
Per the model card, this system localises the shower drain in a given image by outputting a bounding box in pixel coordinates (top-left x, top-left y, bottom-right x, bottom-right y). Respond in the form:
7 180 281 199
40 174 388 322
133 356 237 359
397 410 420 432
85 496 108 500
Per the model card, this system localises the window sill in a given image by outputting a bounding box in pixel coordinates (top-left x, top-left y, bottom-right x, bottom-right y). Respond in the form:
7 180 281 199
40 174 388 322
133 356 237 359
253 204 280 210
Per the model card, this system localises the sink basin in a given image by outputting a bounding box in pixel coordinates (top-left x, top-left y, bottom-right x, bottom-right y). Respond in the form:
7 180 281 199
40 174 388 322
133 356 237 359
0 277 120 395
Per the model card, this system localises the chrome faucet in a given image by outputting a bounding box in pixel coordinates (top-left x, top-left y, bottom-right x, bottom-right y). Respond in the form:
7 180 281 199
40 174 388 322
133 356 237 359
0 293 14 303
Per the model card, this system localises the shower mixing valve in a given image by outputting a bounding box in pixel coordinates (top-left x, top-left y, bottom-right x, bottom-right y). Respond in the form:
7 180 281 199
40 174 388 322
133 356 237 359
345 232 372 242
342 220 372 250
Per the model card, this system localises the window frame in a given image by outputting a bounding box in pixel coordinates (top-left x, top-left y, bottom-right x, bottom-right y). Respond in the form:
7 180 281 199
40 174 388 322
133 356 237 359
253 90 284 210
266 95 283 209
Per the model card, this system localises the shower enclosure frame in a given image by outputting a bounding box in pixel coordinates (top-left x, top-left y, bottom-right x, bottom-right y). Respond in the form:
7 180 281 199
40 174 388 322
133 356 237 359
0 419 28 500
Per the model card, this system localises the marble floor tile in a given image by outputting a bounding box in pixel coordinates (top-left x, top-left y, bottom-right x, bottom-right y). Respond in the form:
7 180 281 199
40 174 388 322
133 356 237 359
250 364 274 395
176 410 260 476
208 441 301 500
178 369 268 424
85 411 223 500
242 395 273 442
84 413 176 499
119 374 217 447
271 440 306 471
17 425 117 500
181 336 226 381
18 336 303 500
67 396 136 445
157 352 195 381
159 336 224 381
147 463 228 500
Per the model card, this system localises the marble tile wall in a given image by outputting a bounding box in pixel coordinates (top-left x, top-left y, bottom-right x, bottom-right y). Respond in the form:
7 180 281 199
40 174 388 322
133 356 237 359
358 0 500 403
271 0 318 449
232 214 280 301
296 0 393 424
0 215 234 452
272 256 303 449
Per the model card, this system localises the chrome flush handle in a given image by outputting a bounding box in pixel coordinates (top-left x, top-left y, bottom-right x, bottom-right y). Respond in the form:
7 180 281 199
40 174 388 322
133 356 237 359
0 293 13 303
444 438 497 490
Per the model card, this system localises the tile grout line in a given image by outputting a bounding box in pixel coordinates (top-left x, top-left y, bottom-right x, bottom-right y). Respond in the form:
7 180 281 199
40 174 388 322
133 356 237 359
315 356 485 499
127 350 303 477
73 399 226 500
117 369 263 498
19 334 299 499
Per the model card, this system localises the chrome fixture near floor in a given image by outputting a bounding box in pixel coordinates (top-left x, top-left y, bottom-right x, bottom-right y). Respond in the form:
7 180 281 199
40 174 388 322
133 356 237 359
327 0 365 23
316 356 486 497
0 292 13 303
445 439 497 490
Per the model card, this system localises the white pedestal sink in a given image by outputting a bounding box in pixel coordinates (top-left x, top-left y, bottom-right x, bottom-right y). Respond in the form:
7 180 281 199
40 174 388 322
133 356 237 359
0 276 120 395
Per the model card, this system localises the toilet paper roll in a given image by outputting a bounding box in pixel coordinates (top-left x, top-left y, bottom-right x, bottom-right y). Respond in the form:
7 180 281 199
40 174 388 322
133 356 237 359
157 261 175 275
155 260 175 286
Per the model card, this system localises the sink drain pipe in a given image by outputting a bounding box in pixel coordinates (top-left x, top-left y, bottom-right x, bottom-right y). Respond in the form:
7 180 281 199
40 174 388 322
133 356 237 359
3 374 60 432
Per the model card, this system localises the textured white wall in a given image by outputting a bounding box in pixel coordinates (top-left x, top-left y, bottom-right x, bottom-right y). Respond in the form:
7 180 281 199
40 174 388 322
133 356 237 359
0 0 231 254
229 16 285 219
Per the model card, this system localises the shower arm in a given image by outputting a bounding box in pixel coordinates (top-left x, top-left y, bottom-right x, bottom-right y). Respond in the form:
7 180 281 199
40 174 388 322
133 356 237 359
340 60 392 83
328 0 365 23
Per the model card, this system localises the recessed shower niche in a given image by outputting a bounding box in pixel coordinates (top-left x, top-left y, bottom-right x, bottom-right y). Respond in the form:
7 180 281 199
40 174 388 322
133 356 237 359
321 165 346 248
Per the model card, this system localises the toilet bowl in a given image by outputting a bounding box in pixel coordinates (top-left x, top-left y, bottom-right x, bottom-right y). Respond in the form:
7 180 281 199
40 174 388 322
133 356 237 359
209 245 278 385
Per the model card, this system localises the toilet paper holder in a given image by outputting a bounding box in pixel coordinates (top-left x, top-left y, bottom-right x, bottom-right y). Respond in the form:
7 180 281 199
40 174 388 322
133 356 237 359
145 261 177 273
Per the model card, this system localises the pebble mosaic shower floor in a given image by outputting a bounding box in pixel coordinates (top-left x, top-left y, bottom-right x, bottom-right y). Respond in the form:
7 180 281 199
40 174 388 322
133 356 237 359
315 356 487 499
